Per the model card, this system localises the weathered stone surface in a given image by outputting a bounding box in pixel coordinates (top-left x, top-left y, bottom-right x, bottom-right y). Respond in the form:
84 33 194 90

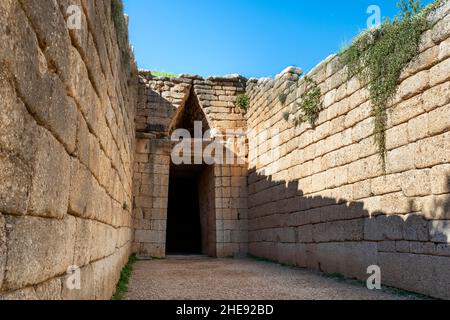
430 164 450 194
379 252 450 300
403 214 429 241
429 220 450 243
62 263 95 300
0 287 38 300
400 169 431 197
28 128 71 219
0 154 31 216
316 242 378 279
35 278 62 300
4 215 76 290
0 214 5 291
364 215 405 241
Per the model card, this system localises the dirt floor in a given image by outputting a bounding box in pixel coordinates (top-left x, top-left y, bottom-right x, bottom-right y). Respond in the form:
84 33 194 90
125 256 418 300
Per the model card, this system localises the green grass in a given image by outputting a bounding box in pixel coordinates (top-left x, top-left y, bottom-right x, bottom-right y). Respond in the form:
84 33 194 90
236 94 250 112
112 254 137 300
151 71 178 78
282 76 322 128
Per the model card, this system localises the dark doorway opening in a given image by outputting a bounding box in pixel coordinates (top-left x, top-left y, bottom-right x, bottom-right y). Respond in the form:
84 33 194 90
166 164 206 255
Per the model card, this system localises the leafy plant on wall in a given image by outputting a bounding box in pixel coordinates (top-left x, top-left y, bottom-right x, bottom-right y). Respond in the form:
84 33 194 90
282 76 323 128
339 0 444 171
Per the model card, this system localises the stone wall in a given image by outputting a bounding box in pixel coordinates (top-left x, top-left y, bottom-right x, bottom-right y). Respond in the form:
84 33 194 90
0 0 137 299
246 3 450 299
133 74 248 258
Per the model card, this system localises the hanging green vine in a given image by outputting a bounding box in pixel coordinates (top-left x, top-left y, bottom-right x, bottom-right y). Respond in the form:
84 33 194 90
283 76 322 128
339 0 443 171
236 94 250 112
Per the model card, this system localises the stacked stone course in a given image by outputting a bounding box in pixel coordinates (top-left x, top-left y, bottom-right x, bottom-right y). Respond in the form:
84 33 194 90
133 74 248 258
0 0 137 299
246 3 450 299
0 0 449 301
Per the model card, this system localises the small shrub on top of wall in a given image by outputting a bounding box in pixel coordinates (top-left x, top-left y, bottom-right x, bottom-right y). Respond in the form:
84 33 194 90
282 76 322 128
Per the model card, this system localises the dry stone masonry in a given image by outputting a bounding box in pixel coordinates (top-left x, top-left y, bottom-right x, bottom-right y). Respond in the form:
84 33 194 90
246 3 450 300
0 0 137 299
0 0 449 300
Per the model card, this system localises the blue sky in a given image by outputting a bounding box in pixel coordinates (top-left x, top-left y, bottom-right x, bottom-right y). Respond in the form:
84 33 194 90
124 0 433 78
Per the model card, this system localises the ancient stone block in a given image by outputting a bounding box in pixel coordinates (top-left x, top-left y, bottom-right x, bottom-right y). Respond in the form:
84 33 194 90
428 103 450 135
430 164 450 194
400 169 431 197
69 158 94 218
62 263 95 300
4 215 76 291
313 219 365 243
386 144 415 174
0 214 5 291
379 252 450 300
415 133 448 169
35 278 62 300
0 154 31 216
407 112 429 143
364 215 404 241
403 214 429 241
429 220 450 243
27 128 71 219
316 242 378 279
429 57 450 87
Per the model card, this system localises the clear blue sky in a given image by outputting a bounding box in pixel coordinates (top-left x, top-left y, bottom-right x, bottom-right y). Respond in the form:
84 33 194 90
124 0 433 78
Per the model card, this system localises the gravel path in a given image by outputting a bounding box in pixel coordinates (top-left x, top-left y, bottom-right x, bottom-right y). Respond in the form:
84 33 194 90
125 256 413 300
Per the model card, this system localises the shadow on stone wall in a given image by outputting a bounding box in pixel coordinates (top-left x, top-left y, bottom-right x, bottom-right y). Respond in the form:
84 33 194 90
248 169 450 299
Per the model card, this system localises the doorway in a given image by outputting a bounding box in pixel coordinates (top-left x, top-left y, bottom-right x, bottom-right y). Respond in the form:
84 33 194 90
166 164 206 255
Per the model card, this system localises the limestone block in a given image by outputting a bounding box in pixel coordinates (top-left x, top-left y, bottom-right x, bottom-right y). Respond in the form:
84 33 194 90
415 133 448 169
19 0 72 78
73 217 93 267
388 96 423 128
379 252 450 300
403 214 429 241
35 278 62 300
410 242 436 255
429 57 450 87
431 13 450 44
429 220 450 243
69 158 94 218
386 144 415 174
0 69 37 163
313 219 365 243
428 103 450 135
0 154 31 216
422 81 450 112
8 8 77 153
75 111 90 166
316 242 378 279
28 128 71 219
386 123 408 150
4 215 76 291
364 215 404 241
397 71 429 100
400 169 431 197
419 194 450 220
0 214 5 291
430 164 450 194
296 224 313 243
0 287 38 300
407 112 429 143
62 263 95 300
401 47 438 80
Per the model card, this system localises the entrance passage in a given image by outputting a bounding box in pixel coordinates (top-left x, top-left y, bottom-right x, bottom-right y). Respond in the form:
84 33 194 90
166 164 207 255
